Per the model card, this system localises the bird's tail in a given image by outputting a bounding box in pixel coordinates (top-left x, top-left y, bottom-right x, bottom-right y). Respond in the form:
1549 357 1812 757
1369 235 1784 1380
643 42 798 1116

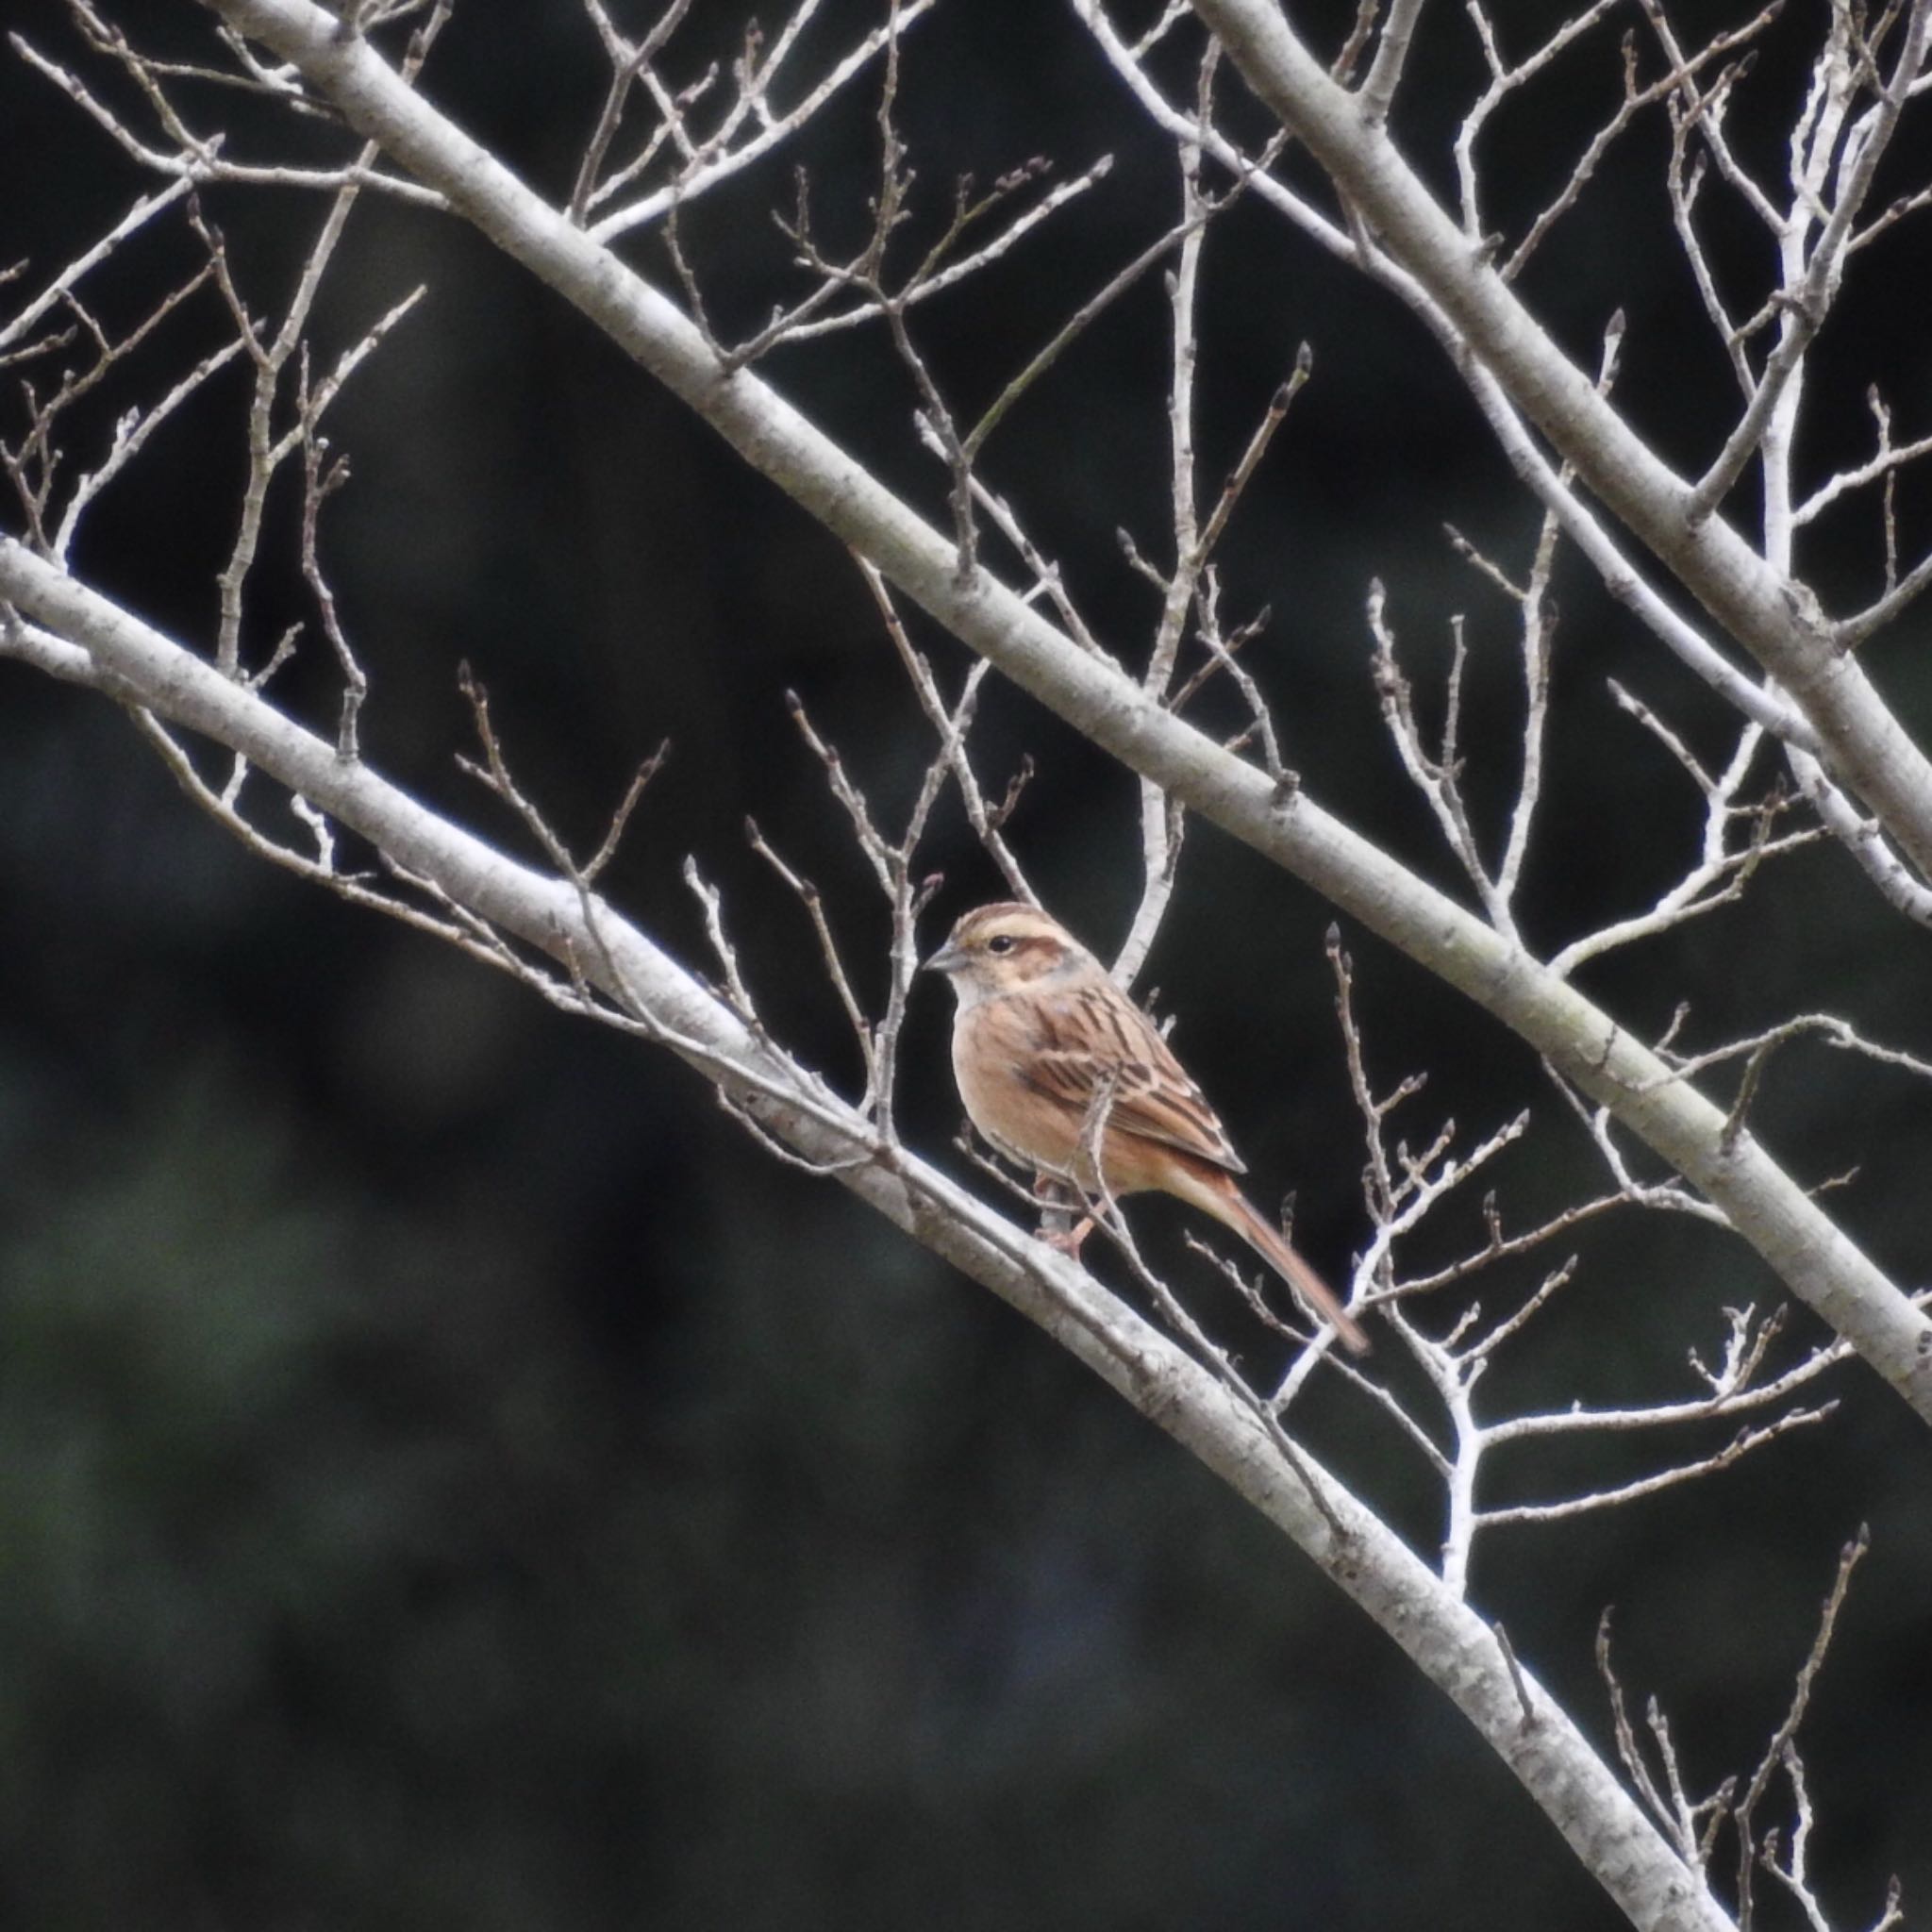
1221 1188 1372 1357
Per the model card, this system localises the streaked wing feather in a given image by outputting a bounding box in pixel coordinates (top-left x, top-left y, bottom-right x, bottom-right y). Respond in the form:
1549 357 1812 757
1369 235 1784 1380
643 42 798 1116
1020 986 1245 1174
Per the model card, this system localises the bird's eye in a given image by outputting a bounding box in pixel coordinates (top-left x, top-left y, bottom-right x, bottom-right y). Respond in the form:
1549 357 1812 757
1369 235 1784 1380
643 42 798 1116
987 935 1016 955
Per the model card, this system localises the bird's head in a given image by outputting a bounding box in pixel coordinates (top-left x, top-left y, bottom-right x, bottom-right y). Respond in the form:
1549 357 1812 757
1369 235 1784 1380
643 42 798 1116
923 902 1091 1007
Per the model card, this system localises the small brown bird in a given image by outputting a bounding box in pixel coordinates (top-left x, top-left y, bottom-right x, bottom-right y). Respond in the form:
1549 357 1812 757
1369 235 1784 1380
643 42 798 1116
924 902 1370 1356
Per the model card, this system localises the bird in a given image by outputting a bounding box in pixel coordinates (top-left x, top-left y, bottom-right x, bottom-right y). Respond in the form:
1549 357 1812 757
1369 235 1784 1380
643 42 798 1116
924 901 1370 1356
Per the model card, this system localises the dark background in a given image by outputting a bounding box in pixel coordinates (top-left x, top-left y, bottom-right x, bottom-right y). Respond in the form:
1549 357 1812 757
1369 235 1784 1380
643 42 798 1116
3 2 1929 1926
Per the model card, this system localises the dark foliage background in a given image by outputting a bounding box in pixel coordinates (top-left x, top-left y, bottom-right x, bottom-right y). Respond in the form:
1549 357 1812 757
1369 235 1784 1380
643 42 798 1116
2 3 1929 1927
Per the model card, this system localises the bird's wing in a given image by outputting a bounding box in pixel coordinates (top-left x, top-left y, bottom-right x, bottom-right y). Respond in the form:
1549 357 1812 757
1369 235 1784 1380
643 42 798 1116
1019 983 1247 1175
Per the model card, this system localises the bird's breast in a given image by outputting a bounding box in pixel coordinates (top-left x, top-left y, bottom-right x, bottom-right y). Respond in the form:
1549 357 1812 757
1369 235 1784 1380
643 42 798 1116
953 999 1081 1174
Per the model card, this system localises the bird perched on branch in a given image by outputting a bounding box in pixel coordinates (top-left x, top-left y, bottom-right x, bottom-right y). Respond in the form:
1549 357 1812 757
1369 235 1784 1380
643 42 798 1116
924 901 1370 1357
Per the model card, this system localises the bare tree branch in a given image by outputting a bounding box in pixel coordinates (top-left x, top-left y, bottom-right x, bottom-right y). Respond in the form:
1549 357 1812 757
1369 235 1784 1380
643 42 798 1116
141 0 1932 1426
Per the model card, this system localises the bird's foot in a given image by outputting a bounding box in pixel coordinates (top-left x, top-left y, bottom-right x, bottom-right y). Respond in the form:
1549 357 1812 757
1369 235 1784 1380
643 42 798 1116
1038 1213 1095 1259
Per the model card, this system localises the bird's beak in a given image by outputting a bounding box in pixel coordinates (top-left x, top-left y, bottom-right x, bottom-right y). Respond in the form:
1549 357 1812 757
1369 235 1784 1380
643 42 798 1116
923 938 966 976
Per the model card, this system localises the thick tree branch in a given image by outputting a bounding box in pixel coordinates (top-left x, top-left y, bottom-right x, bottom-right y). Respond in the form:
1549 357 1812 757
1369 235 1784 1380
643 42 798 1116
171 0 1932 1425
0 542 1739 1932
